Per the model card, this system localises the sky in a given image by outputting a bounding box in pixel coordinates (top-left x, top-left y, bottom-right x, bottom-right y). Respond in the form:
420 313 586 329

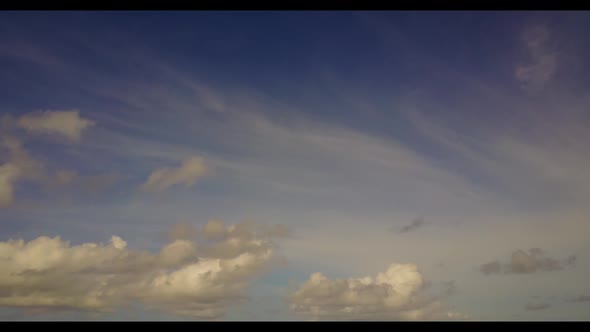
0 11 590 321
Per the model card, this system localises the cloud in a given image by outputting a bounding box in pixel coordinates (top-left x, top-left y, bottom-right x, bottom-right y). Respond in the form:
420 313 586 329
0 136 45 208
515 25 557 92
525 303 551 311
166 221 198 242
480 248 576 275
17 110 95 141
198 221 290 260
568 295 590 303
403 103 590 211
480 260 502 276
289 263 466 321
0 163 20 207
0 40 66 69
441 281 457 297
141 156 209 192
203 219 228 240
0 120 111 208
82 68 491 210
395 217 426 234
0 220 287 319
0 110 101 207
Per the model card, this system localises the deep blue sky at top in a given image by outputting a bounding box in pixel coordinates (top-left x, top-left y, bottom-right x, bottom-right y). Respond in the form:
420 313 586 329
2 10 590 215
4 10 582 123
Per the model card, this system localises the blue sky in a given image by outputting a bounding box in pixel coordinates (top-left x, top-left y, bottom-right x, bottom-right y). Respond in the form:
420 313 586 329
1 11 590 320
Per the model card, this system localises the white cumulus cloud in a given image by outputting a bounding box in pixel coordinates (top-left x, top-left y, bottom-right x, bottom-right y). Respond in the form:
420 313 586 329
0 220 287 319
290 263 467 320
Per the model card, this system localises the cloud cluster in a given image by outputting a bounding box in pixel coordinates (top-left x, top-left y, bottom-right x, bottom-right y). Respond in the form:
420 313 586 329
290 263 466 320
0 136 45 207
141 156 209 192
0 110 95 207
0 220 288 319
480 248 576 275
2 109 211 207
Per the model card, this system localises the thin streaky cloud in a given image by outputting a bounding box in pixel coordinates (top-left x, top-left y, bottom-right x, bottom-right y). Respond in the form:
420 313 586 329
525 303 551 311
141 156 210 192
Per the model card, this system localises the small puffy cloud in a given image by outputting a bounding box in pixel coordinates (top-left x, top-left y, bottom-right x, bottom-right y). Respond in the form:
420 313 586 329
515 55 556 92
290 263 466 320
141 156 209 192
515 25 557 92
525 303 551 311
0 220 287 319
395 217 426 234
17 110 95 141
110 236 127 250
480 248 576 275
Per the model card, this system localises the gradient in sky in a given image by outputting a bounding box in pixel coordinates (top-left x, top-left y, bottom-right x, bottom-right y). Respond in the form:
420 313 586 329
1 11 590 321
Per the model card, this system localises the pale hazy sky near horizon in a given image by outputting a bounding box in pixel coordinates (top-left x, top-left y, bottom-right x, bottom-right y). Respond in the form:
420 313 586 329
1 11 590 320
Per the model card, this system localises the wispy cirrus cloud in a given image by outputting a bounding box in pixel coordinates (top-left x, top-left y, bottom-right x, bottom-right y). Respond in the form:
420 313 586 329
141 156 210 192
525 302 551 311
